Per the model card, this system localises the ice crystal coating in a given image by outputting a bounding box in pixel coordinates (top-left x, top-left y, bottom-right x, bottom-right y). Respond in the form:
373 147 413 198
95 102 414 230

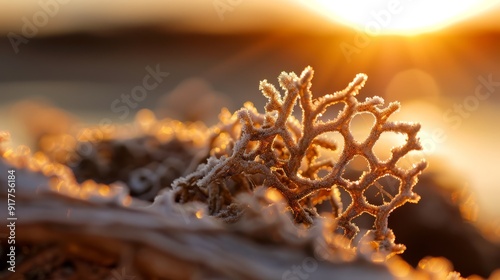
174 66 427 256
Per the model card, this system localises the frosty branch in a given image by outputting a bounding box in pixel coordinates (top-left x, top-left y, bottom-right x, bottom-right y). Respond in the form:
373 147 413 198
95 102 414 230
174 66 427 256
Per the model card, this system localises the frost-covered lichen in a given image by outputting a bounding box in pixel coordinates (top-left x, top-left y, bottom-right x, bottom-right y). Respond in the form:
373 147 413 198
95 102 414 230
174 66 427 256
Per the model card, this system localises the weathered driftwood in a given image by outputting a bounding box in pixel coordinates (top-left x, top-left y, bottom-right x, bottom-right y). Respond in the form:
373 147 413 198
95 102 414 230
0 160 392 279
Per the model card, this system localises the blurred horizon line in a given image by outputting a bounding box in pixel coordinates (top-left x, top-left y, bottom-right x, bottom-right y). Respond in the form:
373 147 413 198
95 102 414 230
1 0 500 38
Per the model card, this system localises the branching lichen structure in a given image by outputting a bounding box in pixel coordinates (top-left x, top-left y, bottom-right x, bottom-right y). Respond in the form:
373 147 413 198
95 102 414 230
0 66 434 279
174 66 427 256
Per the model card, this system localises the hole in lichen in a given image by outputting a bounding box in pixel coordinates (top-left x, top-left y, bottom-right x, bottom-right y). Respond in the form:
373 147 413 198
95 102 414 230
342 155 370 182
246 140 260 155
317 168 329 178
299 131 344 179
291 102 303 124
364 175 400 206
372 132 407 162
352 213 375 231
338 186 351 211
316 131 344 162
316 102 345 124
349 112 375 143
315 186 351 218
395 151 425 170
272 135 290 161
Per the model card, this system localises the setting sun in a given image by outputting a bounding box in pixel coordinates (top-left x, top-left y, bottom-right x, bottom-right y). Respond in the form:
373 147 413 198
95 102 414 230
302 0 494 35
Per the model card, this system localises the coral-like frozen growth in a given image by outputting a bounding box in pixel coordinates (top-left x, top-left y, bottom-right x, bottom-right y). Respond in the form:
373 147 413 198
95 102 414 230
174 66 427 256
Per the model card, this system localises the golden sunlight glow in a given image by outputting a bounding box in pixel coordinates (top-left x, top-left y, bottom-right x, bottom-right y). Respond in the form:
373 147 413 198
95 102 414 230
195 210 204 219
123 196 133 206
392 100 445 155
386 69 441 102
136 109 157 132
303 0 493 35
98 185 111 197
0 131 10 142
265 188 284 203
387 257 412 278
418 257 453 277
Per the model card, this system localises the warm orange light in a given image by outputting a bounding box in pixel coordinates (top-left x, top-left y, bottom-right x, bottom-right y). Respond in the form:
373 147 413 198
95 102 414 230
387 257 412 278
98 185 111 197
302 0 494 35
136 109 157 132
0 131 10 142
195 210 204 219
265 188 284 203
123 196 132 206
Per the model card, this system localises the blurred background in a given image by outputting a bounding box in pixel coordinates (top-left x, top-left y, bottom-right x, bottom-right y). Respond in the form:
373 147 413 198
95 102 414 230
0 0 499 250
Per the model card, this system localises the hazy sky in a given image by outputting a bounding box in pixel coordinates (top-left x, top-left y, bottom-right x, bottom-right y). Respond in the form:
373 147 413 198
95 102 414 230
1 0 500 36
